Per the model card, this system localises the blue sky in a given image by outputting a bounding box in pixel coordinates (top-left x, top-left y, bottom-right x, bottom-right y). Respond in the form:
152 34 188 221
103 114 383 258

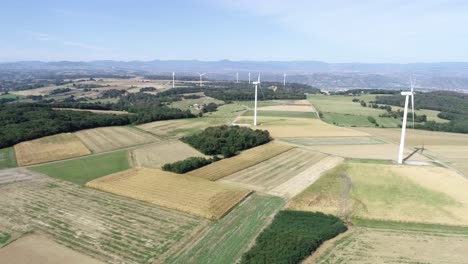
1 0 468 62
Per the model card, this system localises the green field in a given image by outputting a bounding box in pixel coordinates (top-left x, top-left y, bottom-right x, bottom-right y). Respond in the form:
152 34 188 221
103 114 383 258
242 110 316 119
30 150 130 185
236 100 282 109
167 194 285 264
0 148 17 169
0 94 24 100
321 112 401 127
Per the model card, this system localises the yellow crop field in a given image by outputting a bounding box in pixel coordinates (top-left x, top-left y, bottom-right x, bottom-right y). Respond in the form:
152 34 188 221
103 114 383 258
15 133 91 166
75 126 158 153
86 168 252 219
235 117 368 138
187 142 294 181
288 163 468 225
130 140 206 168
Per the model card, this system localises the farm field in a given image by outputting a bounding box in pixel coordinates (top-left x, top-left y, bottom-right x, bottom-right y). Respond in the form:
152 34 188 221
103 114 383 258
288 162 468 225
167 194 285 264
15 133 91 166
0 234 104 264
242 110 316 119
138 104 245 139
321 112 400 127
0 147 17 169
188 142 294 181
87 168 252 219
280 136 384 145
0 177 208 264
130 140 206 168
235 117 369 138
221 148 326 193
314 227 468 264
75 126 158 153
31 150 130 185
0 168 44 185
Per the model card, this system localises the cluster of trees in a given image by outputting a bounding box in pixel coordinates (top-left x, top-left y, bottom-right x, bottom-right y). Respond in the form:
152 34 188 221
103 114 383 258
379 110 427 122
241 211 347 264
335 89 399 95
49 88 72 95
139 87 156 92
376 91 468 133
182 125 271 157
162 156 220 174
202 103 218 113
100 89 127 98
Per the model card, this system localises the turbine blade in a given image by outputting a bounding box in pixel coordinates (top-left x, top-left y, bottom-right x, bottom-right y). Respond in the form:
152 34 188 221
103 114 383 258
411 94 415 128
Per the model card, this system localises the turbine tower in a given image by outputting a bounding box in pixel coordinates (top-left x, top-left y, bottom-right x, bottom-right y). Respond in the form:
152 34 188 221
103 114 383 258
236 72 239 83
283 73 287 86
252 74 261 126
248 72 251 84
172 72 175 88
397 78 416 164
197 72 206 87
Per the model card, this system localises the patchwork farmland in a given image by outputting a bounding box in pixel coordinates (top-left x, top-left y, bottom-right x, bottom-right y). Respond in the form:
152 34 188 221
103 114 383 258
0 176 209 264
188 142 294 181
87 168 252 219
75 126 158 153
15 133 91 166
131 140 206 168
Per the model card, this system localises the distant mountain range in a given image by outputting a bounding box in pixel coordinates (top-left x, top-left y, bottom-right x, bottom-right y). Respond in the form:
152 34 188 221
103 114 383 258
2 60 468 91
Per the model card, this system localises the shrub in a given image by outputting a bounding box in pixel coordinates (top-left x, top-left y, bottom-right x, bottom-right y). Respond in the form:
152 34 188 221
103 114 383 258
162 156 220 174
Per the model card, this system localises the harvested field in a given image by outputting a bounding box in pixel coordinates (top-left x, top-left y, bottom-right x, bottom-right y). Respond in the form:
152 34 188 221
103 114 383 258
167 194 285 264
288 163 468 225
221 149 341 198
0 178 208 264
131 140 206 168
302 143 430 161
87 168 252 219
280 136 384 146
419 145 468 177
53 108 130 115
0 234 104 264
31 150 130 185
0 168 44 185
235 117 369 138
0 147 17 169
188 142 294 181
75 126 158 153
314 227 468 264
15 133 91 166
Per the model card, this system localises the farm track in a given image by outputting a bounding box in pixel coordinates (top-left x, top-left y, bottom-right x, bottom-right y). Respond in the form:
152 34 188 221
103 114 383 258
0 178 208 264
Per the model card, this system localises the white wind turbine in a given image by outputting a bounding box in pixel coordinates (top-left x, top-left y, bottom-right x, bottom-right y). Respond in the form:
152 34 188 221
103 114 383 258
283 73 287 86
397 78 416 164
248 72 251 84
197 72 206 86
253 74 261 126
172 72 175 88
236 72 239 83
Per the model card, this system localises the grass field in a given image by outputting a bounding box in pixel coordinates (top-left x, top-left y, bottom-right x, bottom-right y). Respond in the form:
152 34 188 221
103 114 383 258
0 177 209 264
0 148 17 169
87 168 252 219
242 110 317 119
221 148 326 193
288 162 468 225
167 194 285 264
0 234 104 264
138 104 245 139
0 93 24 99
321 112 401 127
314 226 468 264
15 133 91 166
188 142 294 181
75 126 158 153
130 140 206 168
31 151 130 185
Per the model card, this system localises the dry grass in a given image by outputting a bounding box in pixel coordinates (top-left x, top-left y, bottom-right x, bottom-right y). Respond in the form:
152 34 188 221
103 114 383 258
15 133 91 166
86 168 252 219
0 168 45 185
187 142 294 181
221 148 343 198
75 126 158 153
0 234 104 264
131 140 206 168
236 117 369 138
423 145 468 177
288 163 468 225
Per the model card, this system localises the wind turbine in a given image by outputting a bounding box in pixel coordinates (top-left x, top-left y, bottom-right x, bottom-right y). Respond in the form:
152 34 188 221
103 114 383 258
172 72 175 88
248 72 251 84
253 74 261 126
397 78 416 164
197 72 206 86
236 72 239 83
283 73 287 86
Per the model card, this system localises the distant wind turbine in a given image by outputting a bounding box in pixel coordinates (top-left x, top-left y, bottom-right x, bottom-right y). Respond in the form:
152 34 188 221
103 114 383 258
236 72 239 83
197 72 206 86
253 74 261 126
283 73 287 86
172 72 175 88
397 77 416 164
248 72 251 84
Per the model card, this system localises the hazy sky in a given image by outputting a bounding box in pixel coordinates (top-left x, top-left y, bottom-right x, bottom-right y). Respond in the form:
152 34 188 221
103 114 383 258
1 0 468 62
